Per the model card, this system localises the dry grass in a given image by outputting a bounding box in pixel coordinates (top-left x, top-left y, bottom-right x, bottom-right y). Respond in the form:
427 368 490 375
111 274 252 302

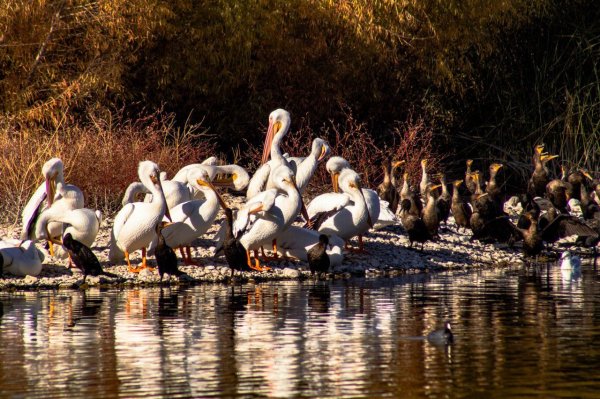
0 109 215 224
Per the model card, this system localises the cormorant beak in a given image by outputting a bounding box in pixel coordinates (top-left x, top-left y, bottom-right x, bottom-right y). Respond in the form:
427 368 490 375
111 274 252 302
582 170 594 181
317 144 330 162
430 184 442 191
392 160 405 170
540 154 559 162
331 172 340 193
535 144 545 154
261 120 281 165
455 180 464 186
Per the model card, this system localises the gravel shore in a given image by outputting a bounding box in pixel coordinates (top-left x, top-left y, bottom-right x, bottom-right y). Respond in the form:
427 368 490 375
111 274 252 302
0 194 582 291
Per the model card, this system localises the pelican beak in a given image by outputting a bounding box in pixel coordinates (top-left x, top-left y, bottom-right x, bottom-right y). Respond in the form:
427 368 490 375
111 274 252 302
197 178 229 210
331 172 340 193
317 144 330 162
212 173 237 187
262 120 281 165
153 174 172 221
540 154 559 162
356 183 373 228
289 178 310 224
45 176 55 206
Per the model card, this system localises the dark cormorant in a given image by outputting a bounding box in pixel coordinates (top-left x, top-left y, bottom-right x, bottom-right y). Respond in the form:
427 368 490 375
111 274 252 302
465 159 476 195
427 322 454 345
155 222 184 281
222 207 251 277
400 172 422 217
528 152 558 198
307 234 330 275
451 180 472 232
400 199 432 250
377 159 401 214
62 233 116 282
436 174 451 225
423 184 441 238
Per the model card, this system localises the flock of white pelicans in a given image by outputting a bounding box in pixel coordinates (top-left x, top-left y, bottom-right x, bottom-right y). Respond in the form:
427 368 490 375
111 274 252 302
1 108 402 278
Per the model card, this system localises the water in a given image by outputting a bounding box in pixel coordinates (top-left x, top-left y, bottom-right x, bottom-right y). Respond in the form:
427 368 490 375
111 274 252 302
1 262 600 398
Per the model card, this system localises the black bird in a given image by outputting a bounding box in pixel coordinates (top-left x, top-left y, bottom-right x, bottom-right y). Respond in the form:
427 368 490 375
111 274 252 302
61 233 115 282
436 174 451 225
155 222 185 281
427 322 454 345
451 180 472 232
485 163 504 207
545 178 569 213
377 159 402 214
567 168 593 201
423 183 441 238
528 149 558 198
400 172 423 217
400 199 432 250
307 234 330 275
465 159 476 195
222 207 251 278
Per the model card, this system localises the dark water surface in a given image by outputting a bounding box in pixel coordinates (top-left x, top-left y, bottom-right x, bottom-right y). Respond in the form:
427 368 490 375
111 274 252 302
1 263 600 398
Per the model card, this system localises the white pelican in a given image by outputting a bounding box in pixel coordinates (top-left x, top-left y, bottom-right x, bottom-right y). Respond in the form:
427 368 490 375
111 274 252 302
246 109 291 199
109 161 170 272
322 156 384 241
235 165 305 270
21 158 84 255
307 169 373 249
34 207 102 261
122 176 192 210
0 239 45 277
148 168 228 265
174 163 250 199
286 138 330 193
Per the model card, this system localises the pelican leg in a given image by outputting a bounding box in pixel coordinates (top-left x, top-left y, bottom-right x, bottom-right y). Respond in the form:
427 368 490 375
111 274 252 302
179 247 186 261
258 240 284 261
48 240 55 257
183 246 202 266
142 247 155 271
344 236 368 253
249 250 271 272
126 251 141 273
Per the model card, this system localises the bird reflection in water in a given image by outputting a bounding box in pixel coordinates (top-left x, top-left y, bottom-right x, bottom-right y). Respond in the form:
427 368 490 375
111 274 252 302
158 288 179 318
308 283 330 314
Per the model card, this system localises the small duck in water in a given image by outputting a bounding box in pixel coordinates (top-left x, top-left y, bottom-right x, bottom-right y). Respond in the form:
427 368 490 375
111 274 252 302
427 322 454 344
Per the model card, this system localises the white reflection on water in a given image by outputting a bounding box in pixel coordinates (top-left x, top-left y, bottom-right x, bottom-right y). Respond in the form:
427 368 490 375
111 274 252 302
2 260 600 398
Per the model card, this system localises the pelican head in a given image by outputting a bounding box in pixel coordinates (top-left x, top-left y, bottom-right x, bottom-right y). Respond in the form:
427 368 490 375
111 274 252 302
139 160 171 221
192 168 229 210
42 158 64 206
340 169 373 227
262 108 291 165
326 156 350 193
312 138 331 162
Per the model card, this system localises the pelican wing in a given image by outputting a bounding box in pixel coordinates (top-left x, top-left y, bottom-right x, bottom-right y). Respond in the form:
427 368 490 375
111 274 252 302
246 163 271 199
373 199 399 230
20 182 47 240
306 193 351 218
234 189 278 238
112 203 135 243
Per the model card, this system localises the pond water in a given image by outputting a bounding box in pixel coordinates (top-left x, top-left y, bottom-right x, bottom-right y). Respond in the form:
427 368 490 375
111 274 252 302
1 261 600 398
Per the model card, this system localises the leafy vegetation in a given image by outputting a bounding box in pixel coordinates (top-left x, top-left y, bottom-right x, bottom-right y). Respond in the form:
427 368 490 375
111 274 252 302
0 0 598 216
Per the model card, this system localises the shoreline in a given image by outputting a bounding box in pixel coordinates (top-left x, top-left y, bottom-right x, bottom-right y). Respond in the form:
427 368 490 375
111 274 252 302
0 194 589 292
